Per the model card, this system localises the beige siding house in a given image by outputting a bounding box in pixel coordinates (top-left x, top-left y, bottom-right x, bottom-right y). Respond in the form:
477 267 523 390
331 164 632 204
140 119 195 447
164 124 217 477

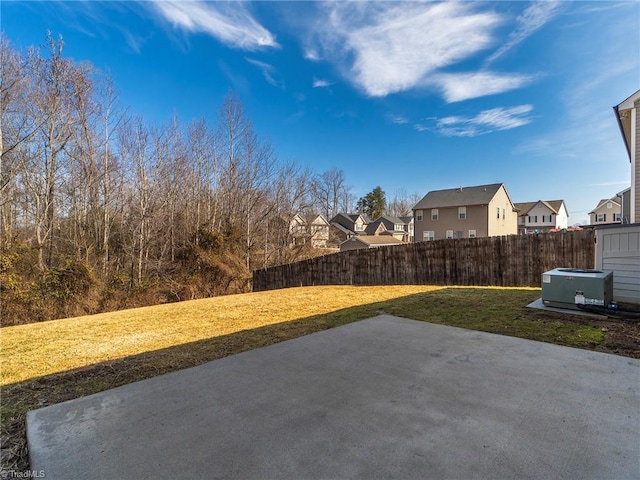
589 198 622 225
614 89 640 223
288 214 330 248
412 183 517 242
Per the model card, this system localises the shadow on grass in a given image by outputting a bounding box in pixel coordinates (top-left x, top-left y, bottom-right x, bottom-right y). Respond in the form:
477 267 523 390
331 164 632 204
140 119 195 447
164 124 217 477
2 286 630 475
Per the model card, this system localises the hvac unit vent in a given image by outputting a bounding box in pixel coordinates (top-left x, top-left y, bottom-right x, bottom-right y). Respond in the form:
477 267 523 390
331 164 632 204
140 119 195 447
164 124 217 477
541 268 613 310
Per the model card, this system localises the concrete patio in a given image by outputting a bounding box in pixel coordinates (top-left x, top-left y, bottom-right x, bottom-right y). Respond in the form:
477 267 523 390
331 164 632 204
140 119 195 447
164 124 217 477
27 315 640 479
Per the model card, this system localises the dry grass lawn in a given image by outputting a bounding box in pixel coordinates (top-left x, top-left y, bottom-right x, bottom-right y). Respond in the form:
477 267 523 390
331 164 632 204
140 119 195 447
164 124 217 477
1 285 443 386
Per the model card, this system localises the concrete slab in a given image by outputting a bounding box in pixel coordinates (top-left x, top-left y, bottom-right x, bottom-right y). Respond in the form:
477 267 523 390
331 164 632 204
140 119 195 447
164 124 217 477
27 315 640 480
527 298 609 319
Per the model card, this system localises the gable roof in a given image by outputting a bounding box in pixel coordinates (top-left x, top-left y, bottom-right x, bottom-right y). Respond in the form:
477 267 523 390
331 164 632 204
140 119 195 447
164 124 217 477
413 183 505 210
399 216 414 224
588 198 621 214
514 200 566 216
364 221 387 235
305 214 329 226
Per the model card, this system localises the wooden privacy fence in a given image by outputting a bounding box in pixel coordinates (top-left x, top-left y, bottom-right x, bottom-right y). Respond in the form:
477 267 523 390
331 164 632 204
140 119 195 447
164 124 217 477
252 230 595 291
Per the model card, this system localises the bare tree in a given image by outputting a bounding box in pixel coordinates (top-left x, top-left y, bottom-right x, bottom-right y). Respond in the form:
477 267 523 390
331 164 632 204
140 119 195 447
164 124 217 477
387 188 422 217
311 168 352 220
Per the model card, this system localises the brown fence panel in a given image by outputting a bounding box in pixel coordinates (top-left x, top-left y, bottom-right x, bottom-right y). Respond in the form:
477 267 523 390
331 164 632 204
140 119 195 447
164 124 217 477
252 230 595 291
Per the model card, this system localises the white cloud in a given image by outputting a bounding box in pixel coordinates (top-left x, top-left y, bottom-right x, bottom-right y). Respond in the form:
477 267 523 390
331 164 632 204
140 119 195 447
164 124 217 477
434 72 535 103
427 105 534 137
486 1 563 65
312 78 332 88
151 1 278 50
245 58 283 88
387 114 409 125
309 2 502 97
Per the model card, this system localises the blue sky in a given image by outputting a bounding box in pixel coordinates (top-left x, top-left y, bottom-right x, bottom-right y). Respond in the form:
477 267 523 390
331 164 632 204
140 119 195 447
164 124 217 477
2 1 639 224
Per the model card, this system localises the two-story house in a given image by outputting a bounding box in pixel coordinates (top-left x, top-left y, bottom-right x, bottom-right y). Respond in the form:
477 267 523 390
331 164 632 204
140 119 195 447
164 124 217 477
514 200 569 234
589 198 622 225
614 89 640 223
399 216 415 243
329 213 368 243
412 183 518 242
364 215 409 242
288 213 330 248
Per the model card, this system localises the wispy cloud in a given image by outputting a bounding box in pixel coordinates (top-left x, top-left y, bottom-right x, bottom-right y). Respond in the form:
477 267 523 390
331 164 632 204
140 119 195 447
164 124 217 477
424 105 534 137
387 114 409 125
307 2 503 98
245 58 283 88
585 181 630 188
150 1 278 50
486 1 563 65
312 78 332 88
434 72 535 103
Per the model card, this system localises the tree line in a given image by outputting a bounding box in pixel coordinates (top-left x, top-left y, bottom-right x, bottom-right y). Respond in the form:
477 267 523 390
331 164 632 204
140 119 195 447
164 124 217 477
0 34 419 325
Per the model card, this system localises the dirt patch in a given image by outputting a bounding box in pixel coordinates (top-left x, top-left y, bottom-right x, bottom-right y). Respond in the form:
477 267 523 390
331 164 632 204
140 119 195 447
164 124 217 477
523 309 640 358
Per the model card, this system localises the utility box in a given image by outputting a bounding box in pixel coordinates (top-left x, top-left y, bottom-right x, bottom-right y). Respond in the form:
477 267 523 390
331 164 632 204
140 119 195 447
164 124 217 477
541 268 613 310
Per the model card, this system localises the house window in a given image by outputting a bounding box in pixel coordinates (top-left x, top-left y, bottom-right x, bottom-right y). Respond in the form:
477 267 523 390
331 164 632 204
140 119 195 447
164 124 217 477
469 230 476 238
416 210 423 221
614 213 621 222
454 231 464 239
596 213 606 222
528 215 538 223
431 209 439 221
496 207 500 219
355 222 364 231
458 207 466 219
502 208 505 219
446 230 453 239
423 231 434 241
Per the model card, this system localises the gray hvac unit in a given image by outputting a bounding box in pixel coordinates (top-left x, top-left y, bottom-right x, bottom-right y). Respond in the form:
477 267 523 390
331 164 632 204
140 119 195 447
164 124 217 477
541 268 613 310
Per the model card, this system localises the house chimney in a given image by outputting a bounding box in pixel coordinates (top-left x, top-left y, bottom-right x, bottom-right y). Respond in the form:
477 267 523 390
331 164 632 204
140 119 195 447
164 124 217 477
459 186 463 192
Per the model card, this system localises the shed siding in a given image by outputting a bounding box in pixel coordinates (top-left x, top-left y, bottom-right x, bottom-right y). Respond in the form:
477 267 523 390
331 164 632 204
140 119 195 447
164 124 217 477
595 224 640 304
634 99 640 222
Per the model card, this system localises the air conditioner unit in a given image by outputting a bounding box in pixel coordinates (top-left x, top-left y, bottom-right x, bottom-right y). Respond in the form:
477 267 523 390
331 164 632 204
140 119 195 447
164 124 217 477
541 268 613 310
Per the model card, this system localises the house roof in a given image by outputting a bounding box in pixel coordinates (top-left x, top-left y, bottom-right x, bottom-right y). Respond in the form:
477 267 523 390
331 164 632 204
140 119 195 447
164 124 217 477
305 214 329 226
514 200 566 216
364 221 387 235
588 198 621 214
413 183 505 210
399 216 413 224
614 89 640 162
341 235 404 247
376 215 406 227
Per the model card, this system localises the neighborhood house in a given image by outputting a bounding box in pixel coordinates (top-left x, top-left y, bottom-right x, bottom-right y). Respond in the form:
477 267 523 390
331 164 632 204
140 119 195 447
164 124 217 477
589 198 622 225
412 183 518 241
614 89 640 224
514 200 569 234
